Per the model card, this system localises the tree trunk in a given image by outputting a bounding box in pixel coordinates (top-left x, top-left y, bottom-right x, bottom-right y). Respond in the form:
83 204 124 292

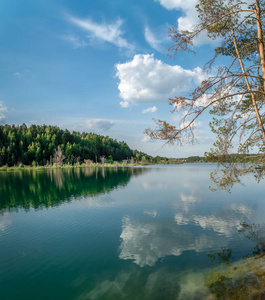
231 25 265 142
256 0 265 90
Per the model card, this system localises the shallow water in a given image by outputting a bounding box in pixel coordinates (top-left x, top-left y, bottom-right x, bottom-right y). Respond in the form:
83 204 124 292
0 164 264 299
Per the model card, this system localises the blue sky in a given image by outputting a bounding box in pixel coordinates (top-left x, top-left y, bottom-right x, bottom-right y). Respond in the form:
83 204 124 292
0 0 219 157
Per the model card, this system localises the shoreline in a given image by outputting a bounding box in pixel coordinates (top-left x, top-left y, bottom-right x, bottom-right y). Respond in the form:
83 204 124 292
0 162 184 172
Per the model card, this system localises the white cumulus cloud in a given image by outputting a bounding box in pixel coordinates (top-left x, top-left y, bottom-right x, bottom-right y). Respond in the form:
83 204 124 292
120 100 130 108
115 54 204 107
66 15 133 50
142 106 158 114
155 0 221 45
155 0 198 31
141 135 151 143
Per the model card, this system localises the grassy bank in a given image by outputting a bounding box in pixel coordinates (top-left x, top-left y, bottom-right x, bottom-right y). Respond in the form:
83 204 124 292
0 160 184 172
0 162 146 172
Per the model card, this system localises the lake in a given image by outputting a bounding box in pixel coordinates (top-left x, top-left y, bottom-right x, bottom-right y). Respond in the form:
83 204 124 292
0 164 265 299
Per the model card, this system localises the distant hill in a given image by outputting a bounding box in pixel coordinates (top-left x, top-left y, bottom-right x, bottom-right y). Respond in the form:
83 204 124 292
0 124 153 167
1 124 216 168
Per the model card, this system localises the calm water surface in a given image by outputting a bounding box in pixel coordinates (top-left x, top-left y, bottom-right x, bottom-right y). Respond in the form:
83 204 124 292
0 164 265 299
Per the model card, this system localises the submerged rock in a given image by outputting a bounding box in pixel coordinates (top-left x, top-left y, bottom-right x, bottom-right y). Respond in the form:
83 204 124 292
205 254 265 299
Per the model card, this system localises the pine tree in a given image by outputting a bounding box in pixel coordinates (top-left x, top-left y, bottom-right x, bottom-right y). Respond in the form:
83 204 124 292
146 0 265 189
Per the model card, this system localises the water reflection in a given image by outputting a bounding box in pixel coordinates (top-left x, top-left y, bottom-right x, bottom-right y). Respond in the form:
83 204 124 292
119 201 254 268
119 216 217 267
80 268 182 300
1 165 265 299
143 210 158 218
120 217 193 267
0 211 12 232
179 192 201 212
117 219 265 299
240 223 265 256
0 167 148 211
79 267 211 300
83 219 265 300
175 203 253 237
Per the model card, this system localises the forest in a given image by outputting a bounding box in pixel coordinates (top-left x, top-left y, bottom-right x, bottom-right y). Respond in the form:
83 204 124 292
0 124 152 167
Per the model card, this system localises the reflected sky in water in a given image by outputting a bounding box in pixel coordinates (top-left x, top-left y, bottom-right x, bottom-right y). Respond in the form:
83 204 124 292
0 164 265 299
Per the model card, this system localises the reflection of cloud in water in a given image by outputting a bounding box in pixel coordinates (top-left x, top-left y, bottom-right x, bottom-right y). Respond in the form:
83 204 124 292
231 203 252 217
143 210 158 218
194 234 214 252
180 193 198 203
175 204 253 237
176 192 201 213
142 182 150 190
174 213 190 225
79 268 211 300
119 217 213 267
71 195 116 209
81 272 130 300
0 212 12 232
142 181 168 190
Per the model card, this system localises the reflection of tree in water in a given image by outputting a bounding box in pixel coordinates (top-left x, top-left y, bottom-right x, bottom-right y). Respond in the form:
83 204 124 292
0 167 148 211
205 223 265 299
239 223 265 257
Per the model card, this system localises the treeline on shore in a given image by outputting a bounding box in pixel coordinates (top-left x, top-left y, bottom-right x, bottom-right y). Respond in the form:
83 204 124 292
0 124 174 167
205 152 262 163
180 154 262 164
183 154 261 164
1 124 259 168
